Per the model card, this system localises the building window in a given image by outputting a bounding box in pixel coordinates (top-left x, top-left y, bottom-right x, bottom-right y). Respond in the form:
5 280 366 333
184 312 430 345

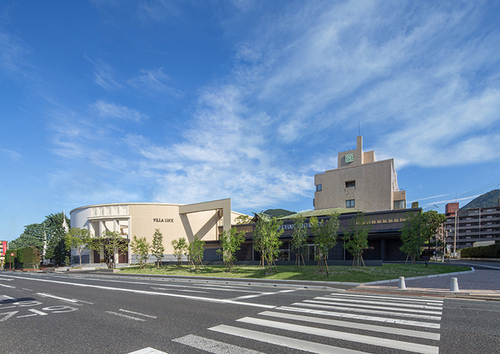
346 199 355 208
345 180 355 188
316 184 322 192
394 200 405 209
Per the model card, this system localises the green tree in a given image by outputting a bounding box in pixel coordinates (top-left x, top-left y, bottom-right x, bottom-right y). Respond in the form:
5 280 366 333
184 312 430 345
235 214 252 224
291 214 308 266
399 212 425 264
131 235 150 269
150 229 165 268
253 217 283 273
344 212 371 267
65 227 91 268
421 210 447 249
9 223 45 250
187 235 206 269
253 213 270 267
171 237 188 265
216 228 246 272
310 213 340 272
44 212 70 265
90 231 129 268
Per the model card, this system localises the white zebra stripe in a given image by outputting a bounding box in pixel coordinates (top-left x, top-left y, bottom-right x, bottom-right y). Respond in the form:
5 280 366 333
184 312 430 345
236 317 439 354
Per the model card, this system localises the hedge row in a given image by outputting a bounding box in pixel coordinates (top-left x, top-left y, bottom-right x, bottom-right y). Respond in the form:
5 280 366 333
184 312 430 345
460 243 500 258
4 246 40 268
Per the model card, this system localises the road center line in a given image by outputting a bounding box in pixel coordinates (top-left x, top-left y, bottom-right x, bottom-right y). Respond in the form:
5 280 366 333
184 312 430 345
106 311 147 321
119 309 157 318
0 274 275 309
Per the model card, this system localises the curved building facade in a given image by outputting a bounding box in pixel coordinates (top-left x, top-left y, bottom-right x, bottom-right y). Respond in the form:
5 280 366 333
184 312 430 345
70 198 244 266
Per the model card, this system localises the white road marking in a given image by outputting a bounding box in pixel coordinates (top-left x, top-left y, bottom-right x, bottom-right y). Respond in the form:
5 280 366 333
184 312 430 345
0 274 275 309
173 334 265 354
230 289 297 300
0 284 15 288
21 288 33 292
329 293 443 304
305 299 443 315
128 347 168 354
276 306 441 329
27 308 48 316
230 292 277 300
236 317 439 354
0 311 18 321
294 302 442 321
16 313 37 318
36 293 79 303
0 295 15 301
67 276 262 294
319 296 443 310
151 287 207 294
259 310 439 340
209 324 370 354
106 311 147 321
119 309 157 319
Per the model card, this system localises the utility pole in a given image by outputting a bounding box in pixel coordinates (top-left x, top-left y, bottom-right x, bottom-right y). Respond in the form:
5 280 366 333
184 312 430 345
453 209 458 258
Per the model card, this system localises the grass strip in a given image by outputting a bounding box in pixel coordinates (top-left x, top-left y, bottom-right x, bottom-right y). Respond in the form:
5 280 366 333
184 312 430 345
119 263 471 283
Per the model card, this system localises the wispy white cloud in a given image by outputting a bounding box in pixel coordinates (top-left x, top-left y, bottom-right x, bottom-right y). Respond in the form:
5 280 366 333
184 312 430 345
86 57 123 90
43 1 500 213
0 31 29 75
1 148 21 160
136 0 182 23
89 100 148 122
128 68 184 97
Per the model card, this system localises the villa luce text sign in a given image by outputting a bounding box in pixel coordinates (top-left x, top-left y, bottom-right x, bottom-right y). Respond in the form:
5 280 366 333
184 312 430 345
153 218 174 223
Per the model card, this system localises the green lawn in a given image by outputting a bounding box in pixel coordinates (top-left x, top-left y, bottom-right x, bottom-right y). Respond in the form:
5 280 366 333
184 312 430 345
119 263 471 283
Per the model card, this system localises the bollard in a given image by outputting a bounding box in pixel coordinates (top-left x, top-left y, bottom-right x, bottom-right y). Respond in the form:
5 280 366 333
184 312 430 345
398 276 406 290
450 277 459 292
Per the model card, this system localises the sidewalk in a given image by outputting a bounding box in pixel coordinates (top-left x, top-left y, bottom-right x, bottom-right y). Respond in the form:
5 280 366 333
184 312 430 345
355 268 500 300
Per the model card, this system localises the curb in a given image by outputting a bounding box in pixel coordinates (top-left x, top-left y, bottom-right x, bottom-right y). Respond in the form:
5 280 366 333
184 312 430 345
77 272 360 290
362 267 476 285
352 285 500 301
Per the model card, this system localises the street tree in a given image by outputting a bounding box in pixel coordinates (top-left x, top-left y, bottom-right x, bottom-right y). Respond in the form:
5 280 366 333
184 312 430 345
150 229 164 268
131 235 150 269
90 231 129 268
291 214 308 266
65 227 91 268
400 212 425 264
216 228 246 272
421 210 447 249
254 217 283 273
188 235 206 269
171 237 188 265
310 213 339 273
344 212 371 267
253 213 270 267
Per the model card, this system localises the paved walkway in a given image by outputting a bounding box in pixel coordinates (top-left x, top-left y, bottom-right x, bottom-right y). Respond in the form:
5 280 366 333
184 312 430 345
358 269 500 297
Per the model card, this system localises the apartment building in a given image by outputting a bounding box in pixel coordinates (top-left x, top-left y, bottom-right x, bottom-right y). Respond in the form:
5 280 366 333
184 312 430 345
314 136 406 212
444 199 500 251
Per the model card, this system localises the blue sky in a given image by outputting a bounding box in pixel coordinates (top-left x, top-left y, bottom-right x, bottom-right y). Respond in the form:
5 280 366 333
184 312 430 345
2 0 500 242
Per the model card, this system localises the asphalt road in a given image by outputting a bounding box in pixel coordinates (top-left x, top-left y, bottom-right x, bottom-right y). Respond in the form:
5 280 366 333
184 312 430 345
1 271 499 354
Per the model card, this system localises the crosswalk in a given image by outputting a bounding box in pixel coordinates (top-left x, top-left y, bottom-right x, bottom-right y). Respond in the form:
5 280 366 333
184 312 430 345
172 292 443 353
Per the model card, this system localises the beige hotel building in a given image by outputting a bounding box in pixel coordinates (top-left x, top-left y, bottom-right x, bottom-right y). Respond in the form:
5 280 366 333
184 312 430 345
314 136 406 212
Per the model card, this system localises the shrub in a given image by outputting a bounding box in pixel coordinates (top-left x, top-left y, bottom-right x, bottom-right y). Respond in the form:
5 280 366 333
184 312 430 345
460 243 500 258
